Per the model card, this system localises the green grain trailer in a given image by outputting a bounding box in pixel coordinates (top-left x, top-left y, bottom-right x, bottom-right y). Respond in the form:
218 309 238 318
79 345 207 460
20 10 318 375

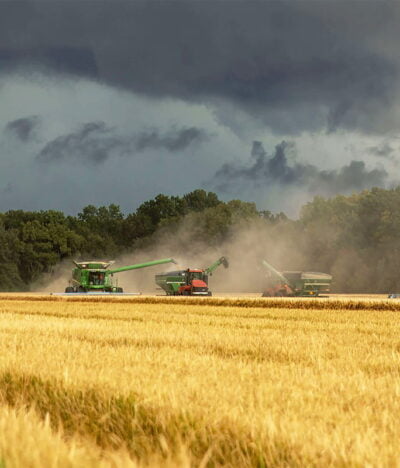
155 257 229 296
262 260 332 297
65 258 176 293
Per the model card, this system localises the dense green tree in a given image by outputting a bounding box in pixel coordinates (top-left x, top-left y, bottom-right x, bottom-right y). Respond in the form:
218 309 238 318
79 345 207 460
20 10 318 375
3 187 400 293
182 189 221 212
0 219 25 291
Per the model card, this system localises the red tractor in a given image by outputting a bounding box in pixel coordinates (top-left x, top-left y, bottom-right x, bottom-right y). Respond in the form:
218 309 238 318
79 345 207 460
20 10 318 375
155 257 229 296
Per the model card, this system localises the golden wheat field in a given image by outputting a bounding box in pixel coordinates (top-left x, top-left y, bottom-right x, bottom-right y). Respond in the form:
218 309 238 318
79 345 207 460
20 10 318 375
1 295 400 467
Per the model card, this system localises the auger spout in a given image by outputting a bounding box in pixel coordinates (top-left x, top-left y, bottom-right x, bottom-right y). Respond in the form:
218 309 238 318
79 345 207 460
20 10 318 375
108 258 176 274
205 256 229 275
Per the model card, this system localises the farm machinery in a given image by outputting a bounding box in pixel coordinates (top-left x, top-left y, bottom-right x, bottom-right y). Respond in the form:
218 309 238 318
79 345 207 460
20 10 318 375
262 260 332 297
155 256 229 296
65 258 176 293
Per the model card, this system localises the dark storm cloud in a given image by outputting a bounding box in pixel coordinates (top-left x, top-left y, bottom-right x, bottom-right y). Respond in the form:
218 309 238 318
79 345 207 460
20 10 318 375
36 122 209 164
5 116 40 141
1 1 400 134
135 127 209 152
0 47 97 77
37 122 122 164
213 141 387 195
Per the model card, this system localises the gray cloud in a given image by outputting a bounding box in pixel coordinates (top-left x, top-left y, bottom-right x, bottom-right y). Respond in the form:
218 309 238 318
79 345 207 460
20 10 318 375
367 142 396 160
0 46 97 78
135 127 209 152
5 116 40 141
36 122 209 164
37 122 122 164
1 183 13 195
0 2 399 134
213 141 388 196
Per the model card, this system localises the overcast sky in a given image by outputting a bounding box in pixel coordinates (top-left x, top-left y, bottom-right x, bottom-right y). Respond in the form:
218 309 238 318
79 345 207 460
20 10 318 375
1 0 400 216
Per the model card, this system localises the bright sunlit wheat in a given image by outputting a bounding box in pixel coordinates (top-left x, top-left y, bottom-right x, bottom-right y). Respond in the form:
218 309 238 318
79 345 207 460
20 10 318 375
0 295 399 466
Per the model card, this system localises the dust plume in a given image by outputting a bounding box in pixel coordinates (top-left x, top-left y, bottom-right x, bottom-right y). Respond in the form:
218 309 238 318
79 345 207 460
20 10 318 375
108 215 307 295
31 260 74 293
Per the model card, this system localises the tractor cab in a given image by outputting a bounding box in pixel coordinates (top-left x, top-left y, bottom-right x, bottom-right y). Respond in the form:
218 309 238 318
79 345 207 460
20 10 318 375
186 269 208 293
186 268 208 286
88 271 106 286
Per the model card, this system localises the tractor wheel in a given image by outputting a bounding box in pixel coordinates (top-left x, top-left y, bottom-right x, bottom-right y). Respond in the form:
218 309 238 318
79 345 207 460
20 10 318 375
183 290 190 296
65 286 74 293
78 286 86 293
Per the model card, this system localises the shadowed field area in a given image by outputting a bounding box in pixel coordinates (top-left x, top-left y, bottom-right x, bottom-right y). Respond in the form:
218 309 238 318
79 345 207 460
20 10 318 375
0 296 400 466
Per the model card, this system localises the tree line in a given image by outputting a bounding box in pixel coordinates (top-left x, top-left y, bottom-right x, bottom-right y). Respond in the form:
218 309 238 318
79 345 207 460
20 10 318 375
1 187 400 292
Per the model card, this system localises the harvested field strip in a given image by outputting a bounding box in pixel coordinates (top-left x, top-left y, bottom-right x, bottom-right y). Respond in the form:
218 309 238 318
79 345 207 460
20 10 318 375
1 294 400 311
1 299 399 331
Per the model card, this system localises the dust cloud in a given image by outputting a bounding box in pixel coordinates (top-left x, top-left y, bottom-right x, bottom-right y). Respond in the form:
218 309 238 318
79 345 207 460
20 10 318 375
36 216 317 295
105 217 306 295
32 260 74 293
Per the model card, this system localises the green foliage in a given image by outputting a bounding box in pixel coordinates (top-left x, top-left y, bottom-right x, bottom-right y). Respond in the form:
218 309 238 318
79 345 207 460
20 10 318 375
3 187 400 293
298 188 400 292
0 191 257 290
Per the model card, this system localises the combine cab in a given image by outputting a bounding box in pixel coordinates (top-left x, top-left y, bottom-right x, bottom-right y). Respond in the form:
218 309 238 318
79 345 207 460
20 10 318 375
65 258 176 293
262 260 332 297
155 257 229 296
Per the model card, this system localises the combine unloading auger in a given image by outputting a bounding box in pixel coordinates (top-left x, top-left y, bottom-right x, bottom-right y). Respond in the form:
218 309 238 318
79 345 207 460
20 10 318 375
65 258 176 293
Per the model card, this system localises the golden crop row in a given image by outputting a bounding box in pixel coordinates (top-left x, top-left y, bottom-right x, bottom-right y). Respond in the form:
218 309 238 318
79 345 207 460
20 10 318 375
0 293 399 311
1 299 400 466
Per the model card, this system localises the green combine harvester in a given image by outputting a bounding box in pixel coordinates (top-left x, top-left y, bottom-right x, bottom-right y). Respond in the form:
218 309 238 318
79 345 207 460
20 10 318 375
65 258 176 293
262 260 332 297
155 256 229 296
